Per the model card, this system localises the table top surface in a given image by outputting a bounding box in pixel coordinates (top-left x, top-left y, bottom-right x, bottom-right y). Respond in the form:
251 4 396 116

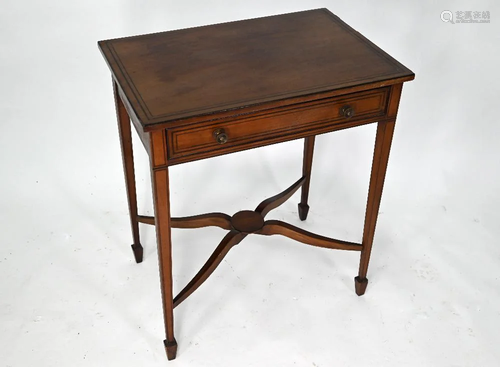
99 8 414 129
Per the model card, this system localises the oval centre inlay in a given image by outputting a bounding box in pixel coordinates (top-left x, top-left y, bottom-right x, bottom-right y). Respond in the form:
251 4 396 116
231 210 264 233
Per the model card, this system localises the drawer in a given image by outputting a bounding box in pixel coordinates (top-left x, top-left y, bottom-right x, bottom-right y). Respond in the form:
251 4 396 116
167 87 390 162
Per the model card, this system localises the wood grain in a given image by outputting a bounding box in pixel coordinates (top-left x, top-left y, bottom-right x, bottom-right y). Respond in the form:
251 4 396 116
356 119 396 295
171 213 232 230
98 9 414 130
257 220 362 251
167 88 389 163
173 231 246 308
298 136 316 220
149 163 176 359
255 176 306 217
114 80 143 263
101 9 415 360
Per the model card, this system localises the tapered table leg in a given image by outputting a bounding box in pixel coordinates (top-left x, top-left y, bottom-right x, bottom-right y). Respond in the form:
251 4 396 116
356 119 396 295
113 81 143 263
298 136 315 221
151 166 177 360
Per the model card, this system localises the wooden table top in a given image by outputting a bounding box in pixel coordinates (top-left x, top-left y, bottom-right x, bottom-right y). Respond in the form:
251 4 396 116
99 8 414 129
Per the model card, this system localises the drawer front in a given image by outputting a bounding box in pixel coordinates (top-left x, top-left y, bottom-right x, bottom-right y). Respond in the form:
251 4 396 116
168 87 389 163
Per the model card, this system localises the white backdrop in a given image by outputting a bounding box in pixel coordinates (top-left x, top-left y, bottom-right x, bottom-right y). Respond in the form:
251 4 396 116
1 0 499 366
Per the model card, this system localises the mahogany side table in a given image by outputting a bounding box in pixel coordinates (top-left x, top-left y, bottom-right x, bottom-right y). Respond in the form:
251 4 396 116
98 9 414 361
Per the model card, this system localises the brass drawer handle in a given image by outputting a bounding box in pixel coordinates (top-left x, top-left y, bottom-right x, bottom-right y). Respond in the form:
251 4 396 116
340 105 355 119
213 128 228 144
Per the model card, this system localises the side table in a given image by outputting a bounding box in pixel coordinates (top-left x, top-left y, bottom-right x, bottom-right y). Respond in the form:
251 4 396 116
98 8 414 360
